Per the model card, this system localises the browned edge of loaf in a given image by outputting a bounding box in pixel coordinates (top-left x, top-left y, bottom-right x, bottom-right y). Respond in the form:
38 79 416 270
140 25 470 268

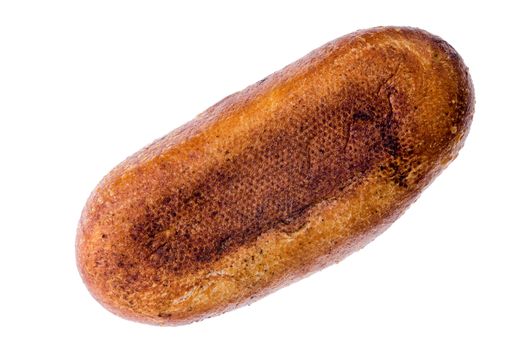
76 26 474 326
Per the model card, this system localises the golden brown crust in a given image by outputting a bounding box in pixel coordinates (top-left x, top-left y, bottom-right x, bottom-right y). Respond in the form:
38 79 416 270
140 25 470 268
76 26 474 325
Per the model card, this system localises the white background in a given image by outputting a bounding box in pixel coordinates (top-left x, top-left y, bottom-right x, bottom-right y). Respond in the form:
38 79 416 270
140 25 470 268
1 1 524 349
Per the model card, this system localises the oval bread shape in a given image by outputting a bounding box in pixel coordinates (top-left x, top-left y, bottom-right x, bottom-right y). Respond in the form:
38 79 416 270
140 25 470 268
76 26 474 326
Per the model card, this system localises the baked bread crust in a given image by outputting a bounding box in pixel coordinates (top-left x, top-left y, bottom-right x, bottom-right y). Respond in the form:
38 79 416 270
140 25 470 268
76 26 474 325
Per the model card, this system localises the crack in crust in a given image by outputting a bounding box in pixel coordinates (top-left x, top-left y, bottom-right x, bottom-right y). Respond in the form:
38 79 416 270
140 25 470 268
129 79 408 274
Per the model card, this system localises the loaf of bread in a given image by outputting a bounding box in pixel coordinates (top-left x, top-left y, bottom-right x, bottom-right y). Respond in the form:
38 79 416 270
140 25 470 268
76 26 474 325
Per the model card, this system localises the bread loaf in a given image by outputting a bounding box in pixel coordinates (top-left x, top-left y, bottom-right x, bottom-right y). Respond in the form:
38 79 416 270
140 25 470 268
76 26 474 325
